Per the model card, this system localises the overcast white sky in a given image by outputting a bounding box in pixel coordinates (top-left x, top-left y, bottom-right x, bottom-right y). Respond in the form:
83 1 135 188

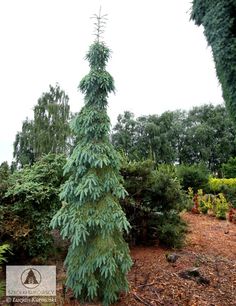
0 0 223 164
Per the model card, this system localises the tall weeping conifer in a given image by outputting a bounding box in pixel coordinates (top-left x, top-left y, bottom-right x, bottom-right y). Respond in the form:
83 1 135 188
50 10 132 306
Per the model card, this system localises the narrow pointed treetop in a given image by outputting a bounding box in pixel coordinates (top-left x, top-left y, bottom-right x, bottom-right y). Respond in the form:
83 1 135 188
51 12 132 306
91 7 108 43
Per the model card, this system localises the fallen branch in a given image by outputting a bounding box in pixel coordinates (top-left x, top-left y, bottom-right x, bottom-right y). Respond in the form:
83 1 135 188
150 287 164 305
132 292 153 306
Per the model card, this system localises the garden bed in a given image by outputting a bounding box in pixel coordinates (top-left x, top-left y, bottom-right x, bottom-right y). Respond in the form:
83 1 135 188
54 212 236 305
2 212 236 305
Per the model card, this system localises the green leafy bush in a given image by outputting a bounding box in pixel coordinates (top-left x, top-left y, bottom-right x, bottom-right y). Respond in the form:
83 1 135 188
199 201 208 214
209 177 236 190
221 186 236 208
209 177 236 208
222 157 236 178
121 161 187 248
177 164 209 192
0 154 66 258
188 189 229 220
193 189 213 215
215 193 229 220
199 197 210 214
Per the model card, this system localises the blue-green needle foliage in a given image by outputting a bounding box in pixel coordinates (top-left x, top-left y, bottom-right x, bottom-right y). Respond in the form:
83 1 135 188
51 39 132 305
191 0 236 123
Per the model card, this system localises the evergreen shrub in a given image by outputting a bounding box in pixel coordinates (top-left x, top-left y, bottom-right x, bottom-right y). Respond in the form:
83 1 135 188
0 154 66 258
222 157 236 178
121 161 187 248
176 164 209 192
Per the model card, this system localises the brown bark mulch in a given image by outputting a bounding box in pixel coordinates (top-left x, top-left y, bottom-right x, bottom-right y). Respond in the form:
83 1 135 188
2 212 236 305
60 213 236 306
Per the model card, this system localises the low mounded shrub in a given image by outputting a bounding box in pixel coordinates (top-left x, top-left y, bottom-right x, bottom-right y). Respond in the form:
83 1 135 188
177 164 209 193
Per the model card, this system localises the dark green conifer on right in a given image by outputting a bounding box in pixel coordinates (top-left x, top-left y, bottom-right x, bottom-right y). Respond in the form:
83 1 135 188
51 10 132 306
191 1 236 122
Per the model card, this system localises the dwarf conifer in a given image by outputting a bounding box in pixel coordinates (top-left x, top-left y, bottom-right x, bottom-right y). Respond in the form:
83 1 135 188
51 10 132 306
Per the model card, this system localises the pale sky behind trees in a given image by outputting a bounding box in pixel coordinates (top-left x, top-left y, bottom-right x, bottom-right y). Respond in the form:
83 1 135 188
0 0 223 164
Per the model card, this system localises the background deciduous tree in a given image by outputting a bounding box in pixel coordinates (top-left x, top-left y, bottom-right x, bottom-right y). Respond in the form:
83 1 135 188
112 104 236 173
179 104 236 173
112 111 137 159
13 119 35 167
13 84 72 168
0 161 10 202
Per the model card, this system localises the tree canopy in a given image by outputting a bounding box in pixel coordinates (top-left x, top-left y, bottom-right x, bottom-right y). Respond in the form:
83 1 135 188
112 104 236 173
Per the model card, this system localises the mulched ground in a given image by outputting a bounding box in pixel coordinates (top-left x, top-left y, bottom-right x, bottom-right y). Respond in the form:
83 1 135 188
59 213 236 306
112 213 236 306
2 212 236 305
